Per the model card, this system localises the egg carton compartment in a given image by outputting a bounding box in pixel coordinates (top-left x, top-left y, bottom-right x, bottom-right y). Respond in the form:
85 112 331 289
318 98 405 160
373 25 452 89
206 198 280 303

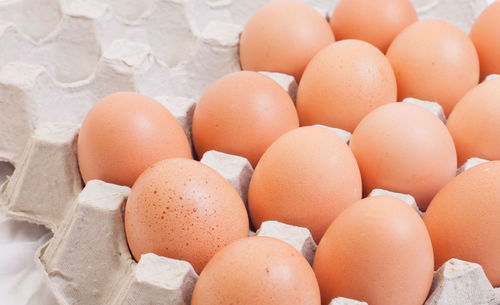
2 116 500 305
0 22 241 166
0 0 498 304
330 297 368 305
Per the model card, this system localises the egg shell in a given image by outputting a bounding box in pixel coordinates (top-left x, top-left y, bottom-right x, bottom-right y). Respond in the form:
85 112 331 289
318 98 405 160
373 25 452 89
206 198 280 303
350 102 457 210
124 158 249 274
470 1 500 81
424 160 500 287
191 236 321 305
77 92 192 187
313 196 434 305
330 0 417 53
296 39 397 132
248 126 362 243
447 75 500 165
239 0 334 81
192 71 299 167
386 19 479 116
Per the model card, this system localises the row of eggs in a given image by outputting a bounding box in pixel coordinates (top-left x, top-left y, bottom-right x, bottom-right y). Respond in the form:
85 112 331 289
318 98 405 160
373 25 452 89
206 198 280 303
75 0 500 304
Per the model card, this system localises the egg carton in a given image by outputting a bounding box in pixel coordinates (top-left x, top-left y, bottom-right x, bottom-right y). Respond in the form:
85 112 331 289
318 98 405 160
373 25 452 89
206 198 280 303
0 0 498 304
1 114 499 305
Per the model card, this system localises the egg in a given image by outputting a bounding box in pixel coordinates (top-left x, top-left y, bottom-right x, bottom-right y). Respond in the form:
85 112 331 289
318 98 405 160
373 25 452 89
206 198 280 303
330 0 417 53
470 1 500 80
191 236 321 305
350 102 457 210
239 0 334 81
447 77 500 165
248 126 362 243
77 92 192 187
296 39 397 132
424 161 500 286
386 19 479 116
192 71 299 167
313 196 434 305
124 158 249 273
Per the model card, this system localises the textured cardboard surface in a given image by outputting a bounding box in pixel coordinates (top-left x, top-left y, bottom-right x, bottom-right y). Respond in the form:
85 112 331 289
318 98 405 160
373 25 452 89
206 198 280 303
1 0 498 304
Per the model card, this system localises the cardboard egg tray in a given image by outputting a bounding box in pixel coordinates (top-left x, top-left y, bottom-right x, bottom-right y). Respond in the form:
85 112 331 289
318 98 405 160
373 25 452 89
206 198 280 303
0 0 499 304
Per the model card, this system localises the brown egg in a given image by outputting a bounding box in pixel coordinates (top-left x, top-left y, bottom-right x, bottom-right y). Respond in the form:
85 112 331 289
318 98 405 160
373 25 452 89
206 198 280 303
386 19 479 116
447 78 500 165
424 161 500 286
192 71 299 167
124 158 249 273
470 1 500 80
248 126 362 243
239 0 334 81
77 92 192 187
191 236 321 305
313 196 434 305
296 39 397 132
350 102 457 210
330 0 417 53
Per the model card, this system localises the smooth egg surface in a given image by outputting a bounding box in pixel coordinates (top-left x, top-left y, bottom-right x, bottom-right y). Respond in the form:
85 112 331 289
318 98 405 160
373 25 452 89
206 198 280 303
313 196 434 305
386 19 479 116
330 0 417 52
350 102 457 210
424 161 500 286
77 92 192 187
470 1 500 80
248 126 362 243
297 39 397 132
239 0 334 81
192 236 321 305
447 77 500 165
192 71 299 167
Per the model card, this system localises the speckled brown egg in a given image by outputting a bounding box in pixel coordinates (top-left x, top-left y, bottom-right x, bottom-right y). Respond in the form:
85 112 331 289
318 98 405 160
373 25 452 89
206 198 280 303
77 92 192 187
124 158 249 273
386 19 479 116
470 1 500 80
296 39 397 132
424 161 500 287
350 102 457 210
191 236 321 305
192 71 299 167
313 196 434 305
239 0 335 81
330 0 417 53
447 77 500 166
248 126 362 243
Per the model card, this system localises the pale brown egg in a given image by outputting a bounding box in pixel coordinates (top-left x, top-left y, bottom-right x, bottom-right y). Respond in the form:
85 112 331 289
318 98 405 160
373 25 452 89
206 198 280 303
248 126 362 243
296 39 397 132
77 92 192 187
447 77 500 166
313 196 434 305
330 0 417 53
424 161 500 286
239 0 334 81
350 102 457 210
192 71 299 167
386 19 479 116
124 158 249 273
470 1 500 80
191 236 321 305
